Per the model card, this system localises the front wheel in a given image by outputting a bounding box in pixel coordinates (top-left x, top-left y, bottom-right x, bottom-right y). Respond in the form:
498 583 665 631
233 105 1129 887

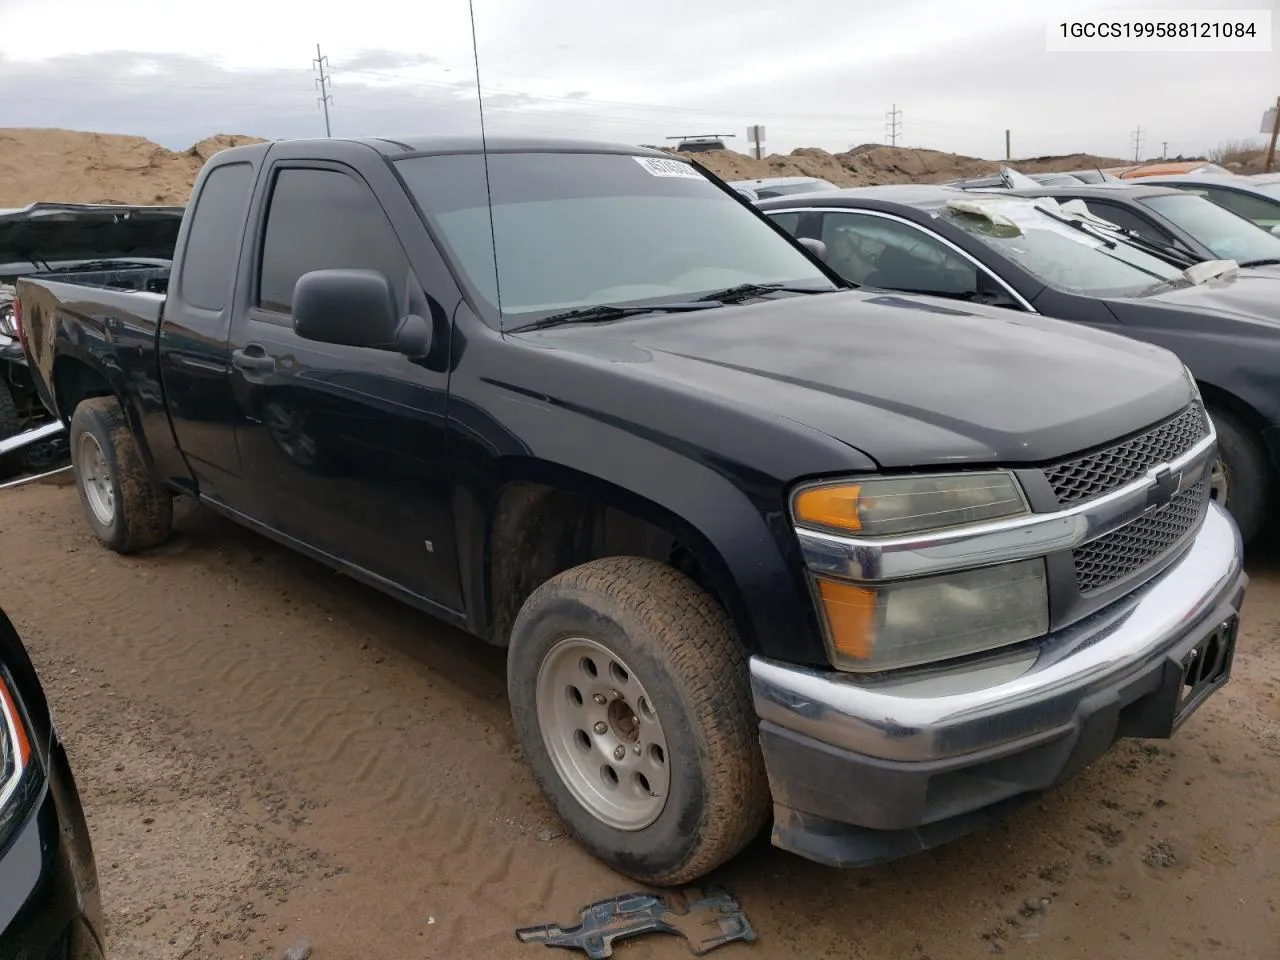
507 557 769 886
1206 405 1272 544
69 396 172 553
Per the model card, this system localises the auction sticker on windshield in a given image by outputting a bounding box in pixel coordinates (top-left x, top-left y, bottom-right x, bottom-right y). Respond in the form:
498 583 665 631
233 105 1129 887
633 156 705 179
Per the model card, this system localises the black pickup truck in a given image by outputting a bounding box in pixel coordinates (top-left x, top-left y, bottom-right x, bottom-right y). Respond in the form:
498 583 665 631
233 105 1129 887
0 202 183 479
15 136 1247 884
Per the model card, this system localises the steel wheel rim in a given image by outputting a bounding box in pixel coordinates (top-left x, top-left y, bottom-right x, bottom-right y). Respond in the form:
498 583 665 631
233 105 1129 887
1209 457 1230 506
535 637 670 831
77 432 115 526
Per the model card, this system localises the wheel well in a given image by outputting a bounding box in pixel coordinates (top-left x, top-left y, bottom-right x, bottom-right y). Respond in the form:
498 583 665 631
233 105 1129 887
52 357 113 420
486 481 727 647
1198 382 1277 465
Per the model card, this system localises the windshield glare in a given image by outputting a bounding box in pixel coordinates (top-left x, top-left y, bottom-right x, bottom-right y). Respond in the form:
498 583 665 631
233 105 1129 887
1142 193 1280 263
396 152 833 326
941 201 1188 298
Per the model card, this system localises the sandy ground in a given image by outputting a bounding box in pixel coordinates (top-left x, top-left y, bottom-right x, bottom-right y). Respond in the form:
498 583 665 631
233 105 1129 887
1 477 1277 960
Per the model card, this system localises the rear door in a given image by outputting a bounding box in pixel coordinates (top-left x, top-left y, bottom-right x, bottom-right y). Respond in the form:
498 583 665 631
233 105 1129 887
160 158 259 502
225 143 464 615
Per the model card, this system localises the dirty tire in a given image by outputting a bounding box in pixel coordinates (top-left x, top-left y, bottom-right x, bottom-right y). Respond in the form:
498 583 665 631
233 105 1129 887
507 556 769 886
1207 405 1271 544
0 385 19 440
69 396 172 553
0 386 23 480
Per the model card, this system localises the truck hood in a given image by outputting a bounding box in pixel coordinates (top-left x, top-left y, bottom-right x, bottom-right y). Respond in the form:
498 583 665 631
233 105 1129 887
1121 270 1280 326
520 290 1193 468
0 202 183 280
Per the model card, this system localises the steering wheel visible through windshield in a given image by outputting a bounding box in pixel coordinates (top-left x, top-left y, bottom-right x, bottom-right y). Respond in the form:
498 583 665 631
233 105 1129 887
940 201 1189 298
396 151 836 327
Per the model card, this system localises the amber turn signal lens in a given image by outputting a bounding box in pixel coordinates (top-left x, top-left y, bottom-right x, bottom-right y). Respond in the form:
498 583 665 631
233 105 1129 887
0 676 30 770
793 484 863 533
815 577 876 661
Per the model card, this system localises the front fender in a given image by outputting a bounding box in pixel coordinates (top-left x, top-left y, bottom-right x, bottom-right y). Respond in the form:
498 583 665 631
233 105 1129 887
448 387 873 669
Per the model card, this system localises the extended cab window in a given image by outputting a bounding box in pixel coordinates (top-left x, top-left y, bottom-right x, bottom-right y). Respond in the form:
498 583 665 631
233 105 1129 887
819 211 979 297
258 168 408 315
180 162 254 311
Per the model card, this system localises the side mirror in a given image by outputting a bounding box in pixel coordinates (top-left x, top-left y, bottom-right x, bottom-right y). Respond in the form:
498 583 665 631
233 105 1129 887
797 237 828 262
1271 224 1280 238
292 269 430 356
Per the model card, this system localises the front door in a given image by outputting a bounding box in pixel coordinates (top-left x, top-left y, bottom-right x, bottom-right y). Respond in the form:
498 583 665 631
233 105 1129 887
227 162 462 614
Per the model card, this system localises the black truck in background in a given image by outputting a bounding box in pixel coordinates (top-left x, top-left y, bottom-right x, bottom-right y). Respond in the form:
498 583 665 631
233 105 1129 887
15 137 1247 884
0 202 182 478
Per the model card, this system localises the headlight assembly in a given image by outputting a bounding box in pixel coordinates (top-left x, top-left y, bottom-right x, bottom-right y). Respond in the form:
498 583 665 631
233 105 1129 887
0 672 32 811
792 472 1028 537
0 303 16 339
793 471 1049 673
812 560 1049 672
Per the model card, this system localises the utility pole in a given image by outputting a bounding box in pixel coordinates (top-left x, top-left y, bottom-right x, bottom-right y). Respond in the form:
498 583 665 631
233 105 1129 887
313 44 333 137
1131 126 1143 162
1265 95 1280 173
885 104 902 147
1005 129 1011 161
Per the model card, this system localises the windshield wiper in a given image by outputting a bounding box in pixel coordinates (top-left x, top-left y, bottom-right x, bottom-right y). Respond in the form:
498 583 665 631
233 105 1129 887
513 301 722 332
695 282 833 304
1240 258 1280 267
1033 205 1200 268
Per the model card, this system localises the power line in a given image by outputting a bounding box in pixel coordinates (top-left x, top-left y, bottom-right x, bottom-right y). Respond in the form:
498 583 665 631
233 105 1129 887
885 103 902 146
313 44 333 137
1131 125 1143 162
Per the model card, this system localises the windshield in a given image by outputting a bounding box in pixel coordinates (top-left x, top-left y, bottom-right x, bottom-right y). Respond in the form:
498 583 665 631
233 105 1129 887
1141 193 1280 263
397 152 833 327
941 200 1188 298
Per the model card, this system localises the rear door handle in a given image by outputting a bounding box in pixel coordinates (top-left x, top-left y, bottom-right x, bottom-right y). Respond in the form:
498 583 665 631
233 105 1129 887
231 346 276 374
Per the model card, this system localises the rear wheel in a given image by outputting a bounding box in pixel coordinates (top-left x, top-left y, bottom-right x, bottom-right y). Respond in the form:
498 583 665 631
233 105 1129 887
507 556 768 885
0 384 27 480
0 384 19 441
69 397 172 553
1206 405 1272 544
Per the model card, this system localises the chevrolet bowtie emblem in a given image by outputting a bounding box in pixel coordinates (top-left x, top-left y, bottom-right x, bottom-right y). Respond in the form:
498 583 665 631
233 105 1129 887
1146 465 1181 511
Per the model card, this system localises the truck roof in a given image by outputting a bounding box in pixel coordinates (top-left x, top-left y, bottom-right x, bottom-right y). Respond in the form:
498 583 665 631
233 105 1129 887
209 136 678 163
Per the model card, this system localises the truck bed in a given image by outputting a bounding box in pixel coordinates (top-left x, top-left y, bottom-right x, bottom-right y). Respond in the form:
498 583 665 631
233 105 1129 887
16 272 169 434
33 265 170 295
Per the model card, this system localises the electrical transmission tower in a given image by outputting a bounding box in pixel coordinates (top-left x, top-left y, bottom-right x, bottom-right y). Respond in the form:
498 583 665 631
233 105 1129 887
313 44 333 137
1131 126 1144 162
885 104 902 146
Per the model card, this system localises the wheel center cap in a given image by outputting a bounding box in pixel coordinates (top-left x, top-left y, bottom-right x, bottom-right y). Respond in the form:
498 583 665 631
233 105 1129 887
608 698 640 743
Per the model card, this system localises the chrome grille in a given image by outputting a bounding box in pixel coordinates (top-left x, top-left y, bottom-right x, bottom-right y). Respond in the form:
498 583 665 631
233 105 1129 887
1044 404 1209 507
1073 481 1209 594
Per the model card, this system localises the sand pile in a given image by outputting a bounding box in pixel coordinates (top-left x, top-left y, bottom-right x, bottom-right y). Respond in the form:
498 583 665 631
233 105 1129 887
3 126 1235 210
685 144 1132 187
0 128 265 207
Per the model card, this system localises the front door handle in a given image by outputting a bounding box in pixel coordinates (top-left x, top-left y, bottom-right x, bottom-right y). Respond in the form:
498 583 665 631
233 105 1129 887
231 346 276 375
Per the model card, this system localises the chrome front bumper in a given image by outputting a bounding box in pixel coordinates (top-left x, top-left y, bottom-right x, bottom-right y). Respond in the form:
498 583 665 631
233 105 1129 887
751 500 1245 765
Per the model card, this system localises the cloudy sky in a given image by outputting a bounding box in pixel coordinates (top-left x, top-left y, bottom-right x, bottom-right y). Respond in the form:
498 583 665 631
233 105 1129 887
0 0 1275 160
